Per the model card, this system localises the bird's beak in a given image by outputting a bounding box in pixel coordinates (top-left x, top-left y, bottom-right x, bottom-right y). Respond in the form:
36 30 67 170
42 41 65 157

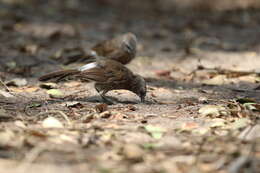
125 43 133 53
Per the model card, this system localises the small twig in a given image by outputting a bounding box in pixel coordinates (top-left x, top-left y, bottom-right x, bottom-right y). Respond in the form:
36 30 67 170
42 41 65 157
0 78 10 92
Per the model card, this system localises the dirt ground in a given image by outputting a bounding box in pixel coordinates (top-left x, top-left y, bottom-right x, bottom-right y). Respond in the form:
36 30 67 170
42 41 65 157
0 1 260 173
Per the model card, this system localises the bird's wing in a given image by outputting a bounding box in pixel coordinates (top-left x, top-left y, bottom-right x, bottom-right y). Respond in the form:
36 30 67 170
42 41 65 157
77 60 130 83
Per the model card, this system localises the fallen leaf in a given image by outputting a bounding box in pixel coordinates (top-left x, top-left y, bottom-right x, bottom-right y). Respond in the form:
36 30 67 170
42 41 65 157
198 97 209 104
95 103 108 113
14 120 26 128
47 89 64 98
20 44 39 55
237 75 258 83
155 70 171 77
65 101 83 108
230 118 251 130
199 105 229 117
127 105 137 111
6 78 27 87
202 75 227 85
144 125 166 139
192 127 210 135
0 90 14 98
209 118 226 128
180 122 199 131
97 111 111 119
243 103 257 111
56 134 79 145
39 82 58 89
10 86 38 93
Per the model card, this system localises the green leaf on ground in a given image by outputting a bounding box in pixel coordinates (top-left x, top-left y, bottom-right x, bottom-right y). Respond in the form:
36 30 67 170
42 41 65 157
144 125 166 139
47 89 64 98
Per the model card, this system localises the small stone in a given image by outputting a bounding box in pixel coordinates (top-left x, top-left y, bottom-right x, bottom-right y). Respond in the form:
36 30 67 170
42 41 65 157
14 120 26 128
123 144 144 161
42 117 64 128
6 78 27 87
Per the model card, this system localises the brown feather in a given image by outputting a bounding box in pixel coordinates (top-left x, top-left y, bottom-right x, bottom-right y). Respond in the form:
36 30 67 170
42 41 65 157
38 69 79 81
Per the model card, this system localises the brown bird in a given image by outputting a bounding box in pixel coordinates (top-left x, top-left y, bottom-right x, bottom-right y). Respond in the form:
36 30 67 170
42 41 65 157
39 57 146 104
63 33 137 65
91 32 137 64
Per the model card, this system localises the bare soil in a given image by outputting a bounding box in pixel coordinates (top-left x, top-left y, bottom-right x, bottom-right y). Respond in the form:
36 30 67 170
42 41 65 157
0 1 259 173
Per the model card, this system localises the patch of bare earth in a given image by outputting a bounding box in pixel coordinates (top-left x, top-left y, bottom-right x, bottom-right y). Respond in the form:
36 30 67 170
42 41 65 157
0 1 259 173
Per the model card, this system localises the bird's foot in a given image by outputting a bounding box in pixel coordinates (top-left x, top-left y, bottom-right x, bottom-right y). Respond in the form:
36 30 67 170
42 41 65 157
100 96 116 105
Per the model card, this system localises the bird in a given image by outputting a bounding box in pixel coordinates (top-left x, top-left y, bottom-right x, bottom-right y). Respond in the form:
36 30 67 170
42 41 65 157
39 57 146 104
63 33 137 65
91 32 137 64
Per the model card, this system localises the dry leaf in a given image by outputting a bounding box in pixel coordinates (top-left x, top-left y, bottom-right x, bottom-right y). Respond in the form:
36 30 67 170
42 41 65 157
230 118 250 130
209 118 226 128
199 105 229 117
144 125 166 139
47 89 64 98
14 120 26 128
99 111 111 119
39 82 58 89
10 86 38 93
155 70 171 77
65 101 83 108
6 78 27 87
0 90 14 98
192 127 210 135
180 122 199 131
202 75 227 85
95 103 108 113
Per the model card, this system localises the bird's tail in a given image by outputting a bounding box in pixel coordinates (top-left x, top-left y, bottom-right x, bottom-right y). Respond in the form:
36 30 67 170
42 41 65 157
39 69 80 82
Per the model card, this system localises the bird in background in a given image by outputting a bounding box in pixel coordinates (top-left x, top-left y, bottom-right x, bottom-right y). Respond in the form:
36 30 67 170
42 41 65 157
63 33 137 65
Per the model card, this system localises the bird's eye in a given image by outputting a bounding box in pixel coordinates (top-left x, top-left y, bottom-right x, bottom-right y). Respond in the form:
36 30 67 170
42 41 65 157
125 43 133 52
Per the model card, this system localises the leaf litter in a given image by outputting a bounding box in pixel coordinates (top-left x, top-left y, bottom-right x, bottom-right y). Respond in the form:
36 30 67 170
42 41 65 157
0 1 260 173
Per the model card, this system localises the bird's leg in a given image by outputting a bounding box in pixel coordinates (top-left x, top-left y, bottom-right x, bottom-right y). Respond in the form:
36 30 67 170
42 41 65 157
95 85 114 105
100 90 115 105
